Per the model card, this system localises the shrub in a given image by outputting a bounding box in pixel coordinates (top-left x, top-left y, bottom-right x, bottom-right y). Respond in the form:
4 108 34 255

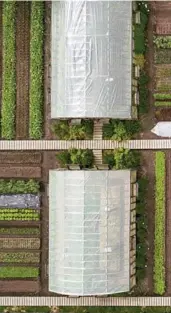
56 151 71 167
155 101 171 107
52 120 93 140
154 93 171 100
154 151 165 295
134 9 149 55
154 36 171 49
103 120 141 140
103 150 115 168
1 2 16 139
114 148 140 170
29 2 44 139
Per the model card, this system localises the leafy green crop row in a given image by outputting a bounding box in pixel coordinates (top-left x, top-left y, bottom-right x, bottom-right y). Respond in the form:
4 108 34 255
154 36 171 49
155 101 171 107
0 266 39 278
1 2 16 139
0 227 40 235
0 209 40 221
154 151 165 295
29 2 44 139
154 93 171 100
0 179 39 194
0 252 40 263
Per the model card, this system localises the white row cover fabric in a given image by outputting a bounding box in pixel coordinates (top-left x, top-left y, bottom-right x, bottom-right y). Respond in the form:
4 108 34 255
49 170 131 296
151 122 171 137
51 1 132 119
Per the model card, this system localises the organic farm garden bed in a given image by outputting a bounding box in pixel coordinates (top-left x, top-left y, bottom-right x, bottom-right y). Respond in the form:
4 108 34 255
0 167 41 178
0 238 40 249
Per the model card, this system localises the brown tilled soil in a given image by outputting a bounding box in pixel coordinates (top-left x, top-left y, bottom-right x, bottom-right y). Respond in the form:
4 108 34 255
16 2 30 139
0 166 41 178
155 1 171 35
140 150 155 295
0 3 2 119
155 108 171 121
0 152 42 164
0 280 40 294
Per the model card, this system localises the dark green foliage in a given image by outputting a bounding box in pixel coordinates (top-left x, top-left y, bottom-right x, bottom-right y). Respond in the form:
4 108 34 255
114 148 140 169
138 71 149 114
51 120 93 140
56 151 71 167
0 179 39 194
134 2 149 54
103 150 115 169
56 149 94 168
103 120 141 140
136 177 148 281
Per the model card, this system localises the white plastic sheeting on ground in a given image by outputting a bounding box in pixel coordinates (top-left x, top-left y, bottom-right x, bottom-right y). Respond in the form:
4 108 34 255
51 1 132 119
49 169 131 296
151 122 171 137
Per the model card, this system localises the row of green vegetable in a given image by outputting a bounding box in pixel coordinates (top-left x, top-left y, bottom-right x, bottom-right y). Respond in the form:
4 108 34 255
0 209 40 221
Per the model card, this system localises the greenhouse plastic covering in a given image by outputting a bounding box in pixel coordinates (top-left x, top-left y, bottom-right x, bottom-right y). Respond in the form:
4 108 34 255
151 122 171 137
51 1 132 119
0 194 40 208
49 170 131 296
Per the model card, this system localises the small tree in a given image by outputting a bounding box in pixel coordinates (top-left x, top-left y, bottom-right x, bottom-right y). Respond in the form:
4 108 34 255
70 149 82 164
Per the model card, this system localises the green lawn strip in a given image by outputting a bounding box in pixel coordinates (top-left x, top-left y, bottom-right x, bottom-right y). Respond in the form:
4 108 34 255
155 101 171 107
29 2 44 139
0 179 39 193
1 2 16 139
0 266 39 278
0 227 40 235
154 151 165 295
0 252 40 263
154 93 171 100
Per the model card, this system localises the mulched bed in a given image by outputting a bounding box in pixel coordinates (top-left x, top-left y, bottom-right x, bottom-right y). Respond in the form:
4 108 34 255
0 279 40 293
155 108 171 121
0 166 41 178
0 152 42 164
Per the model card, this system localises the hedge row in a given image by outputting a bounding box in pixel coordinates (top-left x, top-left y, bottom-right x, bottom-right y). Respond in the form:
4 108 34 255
1 2 16 139
154 151 165 295
29 2 44 139
155 101 171 107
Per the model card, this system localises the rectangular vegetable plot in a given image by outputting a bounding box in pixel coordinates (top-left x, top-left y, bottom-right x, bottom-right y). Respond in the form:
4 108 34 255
0 209 40 221
0 266 39 278
0 238 40 249
0 227 40 235
0 252 40 263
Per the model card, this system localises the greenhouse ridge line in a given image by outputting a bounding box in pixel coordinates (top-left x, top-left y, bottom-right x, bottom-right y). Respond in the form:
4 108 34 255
0 139 170 150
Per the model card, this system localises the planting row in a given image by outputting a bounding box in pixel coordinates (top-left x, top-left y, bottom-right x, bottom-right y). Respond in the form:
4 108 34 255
0 209 40 221
29 2 44 139
0 227 40 236
0 179 39 194
0 252 40 263
154 151 165 295
0 266 39 278
1 1 16 139
0 238 40 249
52 120 93 140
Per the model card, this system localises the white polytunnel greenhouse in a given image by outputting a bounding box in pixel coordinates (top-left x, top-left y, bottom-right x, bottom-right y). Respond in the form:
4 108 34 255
51 1 133 119
49 170 131 296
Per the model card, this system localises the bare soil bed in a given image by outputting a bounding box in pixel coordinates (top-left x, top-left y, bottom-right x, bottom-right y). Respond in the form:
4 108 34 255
0 279 40 294
155 108 171 121
0 166 41 178
155 1 171 35
0 152 42 164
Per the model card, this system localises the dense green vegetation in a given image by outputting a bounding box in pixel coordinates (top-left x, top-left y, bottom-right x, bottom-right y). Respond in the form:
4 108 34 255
103 120 141 140
154 93 171 100
138 71 149 114
136 177 148 281
103 148 140 169
56 149 94 168
29 2 44 139
0 209 40 221
154 152 165 295
134 2 149 54
2 2 16 139
155 101 171 107
0 179 39 194
52 120 94 140
0 266 39 278
154 36 171 49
